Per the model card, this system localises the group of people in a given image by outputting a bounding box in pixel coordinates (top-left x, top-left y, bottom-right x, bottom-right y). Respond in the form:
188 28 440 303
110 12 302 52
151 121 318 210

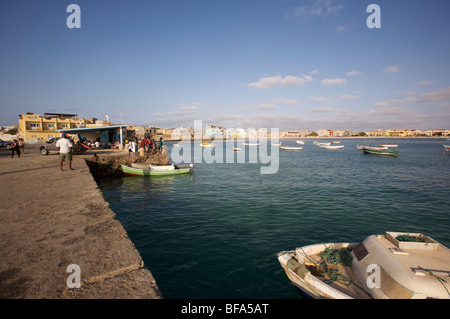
127 137 164 155
9 138 25 158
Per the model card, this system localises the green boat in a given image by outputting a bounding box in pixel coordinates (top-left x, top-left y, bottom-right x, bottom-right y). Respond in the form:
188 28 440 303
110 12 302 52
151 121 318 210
363 148 398 156
121 164 194 176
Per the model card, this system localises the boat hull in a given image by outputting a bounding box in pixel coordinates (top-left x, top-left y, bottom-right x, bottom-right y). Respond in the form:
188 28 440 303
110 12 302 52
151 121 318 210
121 164 193 176
278 232 450 299
280 146 303 150
363 148 398 156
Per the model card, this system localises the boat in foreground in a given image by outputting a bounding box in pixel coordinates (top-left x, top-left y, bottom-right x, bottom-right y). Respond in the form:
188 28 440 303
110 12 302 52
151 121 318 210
277 232 450 299
363 147 398 156
121 163 194 176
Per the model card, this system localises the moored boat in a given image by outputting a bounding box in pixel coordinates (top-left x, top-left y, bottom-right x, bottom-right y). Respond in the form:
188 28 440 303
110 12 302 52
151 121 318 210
200 142 214 148
280 146 303 151
314 141 331 146
357 145 388 151
296 140 305 145
378 144 398 148
321 144 344 150
363 147 398 156
277 232 450 299
243 142 259 146
121 163 194 176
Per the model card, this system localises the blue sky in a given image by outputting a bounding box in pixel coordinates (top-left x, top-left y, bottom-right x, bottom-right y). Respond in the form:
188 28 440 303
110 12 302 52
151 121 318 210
1 0 449 131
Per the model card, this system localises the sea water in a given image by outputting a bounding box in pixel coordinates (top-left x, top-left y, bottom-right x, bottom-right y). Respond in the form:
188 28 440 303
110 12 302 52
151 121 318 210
95 138 450 298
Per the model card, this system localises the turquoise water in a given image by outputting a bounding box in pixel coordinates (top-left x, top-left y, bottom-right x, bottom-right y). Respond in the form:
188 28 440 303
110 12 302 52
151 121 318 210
95 138 450 299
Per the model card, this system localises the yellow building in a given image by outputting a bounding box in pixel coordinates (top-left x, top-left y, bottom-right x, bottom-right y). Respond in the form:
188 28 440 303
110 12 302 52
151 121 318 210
386 129 408 137
19 112 98 141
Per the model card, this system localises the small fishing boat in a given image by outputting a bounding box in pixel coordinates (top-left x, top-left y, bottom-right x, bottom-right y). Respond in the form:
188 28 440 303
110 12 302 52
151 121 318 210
321 144 344 150
200 142 214 148
121 163 194 176
363 148 398 156
378 144 398 148
357 145 388 151
280 146 303 151
314 142 331 146
243 142 259 146
271 143 282 146
332 141 341 144
277 231 450 299
296 140 305 145
233 147 241 151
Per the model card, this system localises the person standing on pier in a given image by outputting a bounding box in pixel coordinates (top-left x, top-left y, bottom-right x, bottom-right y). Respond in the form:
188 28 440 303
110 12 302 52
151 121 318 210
56 133 74 171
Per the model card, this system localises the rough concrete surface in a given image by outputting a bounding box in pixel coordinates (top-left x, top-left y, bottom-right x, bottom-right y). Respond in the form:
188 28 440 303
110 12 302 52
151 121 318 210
0 143 162 299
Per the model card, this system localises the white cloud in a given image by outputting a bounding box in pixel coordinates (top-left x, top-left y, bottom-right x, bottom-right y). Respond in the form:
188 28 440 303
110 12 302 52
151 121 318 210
258 103 276 110
309 69 320 75
309 96 333 103
339 94 359 100
396 90 416 96
290 0 344 20
373 97 417 108
346 70 361 76
418 86 450 103
310 107 340 113
321 78 347 86
415 80 433 86
270 98 298 106
248 75 313 89
383 65 400 74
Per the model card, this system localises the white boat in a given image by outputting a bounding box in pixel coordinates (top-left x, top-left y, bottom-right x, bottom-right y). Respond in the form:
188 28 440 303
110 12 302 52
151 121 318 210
243 142 259 146
233 147 241 151
277 232 450 299
271 143 282 146
200 142 214 148
314 142 331 146
356 145 388 151
296 140 305 145
332 141 341 144
280 146 303 151
378 144 398 148
321 144 344 150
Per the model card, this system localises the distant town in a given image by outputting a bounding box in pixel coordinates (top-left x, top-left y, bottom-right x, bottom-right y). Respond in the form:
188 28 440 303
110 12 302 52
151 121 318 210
2 112 450 144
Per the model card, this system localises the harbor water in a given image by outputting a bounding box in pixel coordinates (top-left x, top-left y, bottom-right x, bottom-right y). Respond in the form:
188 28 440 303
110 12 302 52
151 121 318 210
95 138 450 299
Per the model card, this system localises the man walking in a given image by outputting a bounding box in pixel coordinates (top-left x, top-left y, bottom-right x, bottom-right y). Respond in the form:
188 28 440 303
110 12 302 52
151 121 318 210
56 133 74 171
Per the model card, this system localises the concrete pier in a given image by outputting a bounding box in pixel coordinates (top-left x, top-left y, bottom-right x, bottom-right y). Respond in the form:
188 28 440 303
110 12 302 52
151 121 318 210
0 144 162 298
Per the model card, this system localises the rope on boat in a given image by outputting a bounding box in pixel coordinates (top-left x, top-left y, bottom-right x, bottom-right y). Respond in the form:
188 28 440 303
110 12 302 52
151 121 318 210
298 245 373 298
424 269 450 297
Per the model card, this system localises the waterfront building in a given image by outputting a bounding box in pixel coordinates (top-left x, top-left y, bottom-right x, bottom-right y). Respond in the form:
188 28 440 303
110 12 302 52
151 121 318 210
368 130 387 137
386 129 408 137
317 129 334 137
18 112 98 142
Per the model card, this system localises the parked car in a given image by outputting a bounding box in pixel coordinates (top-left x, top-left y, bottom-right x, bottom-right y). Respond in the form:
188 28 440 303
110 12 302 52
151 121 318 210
40 137 87 155
0 138 13 148
40 137 61 155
